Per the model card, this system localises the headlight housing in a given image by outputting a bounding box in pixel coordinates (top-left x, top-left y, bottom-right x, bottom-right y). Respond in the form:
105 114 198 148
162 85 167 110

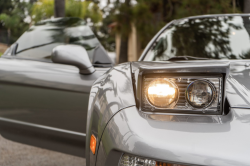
133 62 229 115
139 74 223 114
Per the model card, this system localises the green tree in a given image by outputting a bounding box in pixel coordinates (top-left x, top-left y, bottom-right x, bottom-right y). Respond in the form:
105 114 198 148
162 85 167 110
113 0 132 63
111 0 168 62
174 0 240 19
108 0 240 63
32 0 54 22
32 0 102 24
133 0 166 47
0 1 13 25
0 0 31 45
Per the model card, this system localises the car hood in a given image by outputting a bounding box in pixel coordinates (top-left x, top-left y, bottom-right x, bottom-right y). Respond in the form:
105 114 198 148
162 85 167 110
132 60 250 109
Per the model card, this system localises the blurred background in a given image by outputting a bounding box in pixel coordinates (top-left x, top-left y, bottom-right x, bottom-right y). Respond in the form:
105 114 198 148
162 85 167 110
0 0 250 63
0 0 249 165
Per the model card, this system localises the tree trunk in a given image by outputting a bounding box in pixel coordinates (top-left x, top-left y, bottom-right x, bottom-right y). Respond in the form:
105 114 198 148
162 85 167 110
118 0 130 63
29 0 37 4
244 0 250 13
54 0 65 18
162 0 167 21
119 36 128 63
7 28 11 46
233 0 236 13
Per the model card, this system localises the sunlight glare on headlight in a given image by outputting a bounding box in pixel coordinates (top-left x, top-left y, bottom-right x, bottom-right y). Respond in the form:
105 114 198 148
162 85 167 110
148 84 176 96
146 78 178 108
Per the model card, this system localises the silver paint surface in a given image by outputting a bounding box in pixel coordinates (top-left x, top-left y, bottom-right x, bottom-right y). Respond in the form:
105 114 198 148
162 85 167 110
89 60 250 166
0 58 108 133
86 62 136 166
100 106 250 166
52 45 95 74
89 14 250 166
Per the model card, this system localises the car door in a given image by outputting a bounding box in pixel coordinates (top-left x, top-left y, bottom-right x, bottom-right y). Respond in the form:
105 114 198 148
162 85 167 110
0 57 109 157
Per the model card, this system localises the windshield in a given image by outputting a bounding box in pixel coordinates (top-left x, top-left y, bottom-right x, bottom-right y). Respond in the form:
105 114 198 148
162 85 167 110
143 16 250 61
15 17 100 62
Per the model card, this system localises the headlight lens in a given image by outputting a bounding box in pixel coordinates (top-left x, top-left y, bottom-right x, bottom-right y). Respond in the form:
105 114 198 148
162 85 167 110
146 78 178 108
186 80 216 108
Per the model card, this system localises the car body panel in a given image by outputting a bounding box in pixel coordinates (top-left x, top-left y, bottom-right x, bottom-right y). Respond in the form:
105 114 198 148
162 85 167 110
98 106 250 166
0 58 108 132
0 57 109 157
86 62 136 166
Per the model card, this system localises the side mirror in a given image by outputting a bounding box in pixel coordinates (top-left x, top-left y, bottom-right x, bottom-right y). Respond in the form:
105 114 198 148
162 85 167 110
52 45 95 75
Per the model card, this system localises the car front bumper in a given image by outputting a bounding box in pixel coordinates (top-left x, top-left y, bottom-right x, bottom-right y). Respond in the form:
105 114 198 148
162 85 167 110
95 106 250 166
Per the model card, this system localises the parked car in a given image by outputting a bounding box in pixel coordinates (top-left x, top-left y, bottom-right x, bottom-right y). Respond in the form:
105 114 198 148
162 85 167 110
1 17 113 157
86 14 250 166
1 14 250 166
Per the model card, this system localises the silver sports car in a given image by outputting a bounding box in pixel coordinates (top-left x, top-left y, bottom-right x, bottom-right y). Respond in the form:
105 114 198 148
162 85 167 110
1 14 250 166
86 14 250 166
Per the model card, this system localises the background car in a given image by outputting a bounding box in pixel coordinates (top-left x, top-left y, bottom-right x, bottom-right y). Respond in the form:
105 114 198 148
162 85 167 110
86 14 250 166
0 17 113 157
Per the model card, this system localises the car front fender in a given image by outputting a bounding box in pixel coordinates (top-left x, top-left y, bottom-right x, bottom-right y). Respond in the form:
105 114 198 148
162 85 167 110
86 62 136 166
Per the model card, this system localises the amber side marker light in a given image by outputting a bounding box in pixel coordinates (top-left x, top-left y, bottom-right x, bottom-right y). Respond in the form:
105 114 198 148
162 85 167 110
90 134 96 154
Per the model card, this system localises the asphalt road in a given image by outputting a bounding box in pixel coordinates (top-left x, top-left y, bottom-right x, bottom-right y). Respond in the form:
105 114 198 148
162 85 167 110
0 135 86 166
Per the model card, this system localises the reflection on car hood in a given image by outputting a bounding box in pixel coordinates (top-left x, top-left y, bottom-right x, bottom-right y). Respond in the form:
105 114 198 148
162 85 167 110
227 60 250 108
133 60 250 109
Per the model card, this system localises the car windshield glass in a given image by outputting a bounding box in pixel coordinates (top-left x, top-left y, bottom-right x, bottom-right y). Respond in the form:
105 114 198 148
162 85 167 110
15 17 100 62
143 16 250 61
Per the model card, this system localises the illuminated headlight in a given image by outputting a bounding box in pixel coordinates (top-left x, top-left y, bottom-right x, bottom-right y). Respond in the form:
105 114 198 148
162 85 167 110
146 78 179 108
140 75 223 114
119 154 188 166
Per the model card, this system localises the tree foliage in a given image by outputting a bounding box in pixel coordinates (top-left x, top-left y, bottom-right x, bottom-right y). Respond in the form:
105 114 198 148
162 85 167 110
174 0 240 18
107 0 241 53
0 0 31 44
32 0 54 22
32 0 102 24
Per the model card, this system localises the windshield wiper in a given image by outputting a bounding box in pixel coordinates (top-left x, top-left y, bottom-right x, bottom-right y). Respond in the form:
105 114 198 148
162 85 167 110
166 56 210 61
